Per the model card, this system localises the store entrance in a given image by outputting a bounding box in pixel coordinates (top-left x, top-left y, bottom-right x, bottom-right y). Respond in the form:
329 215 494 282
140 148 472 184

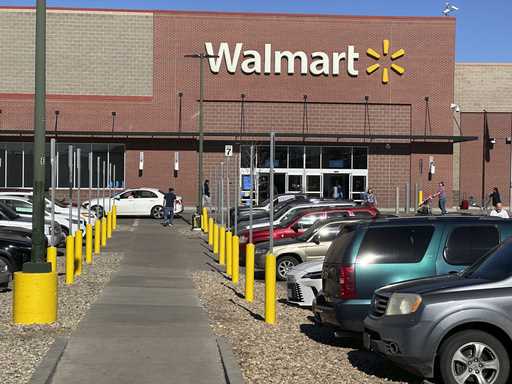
257 172 285 202
323 173 349 200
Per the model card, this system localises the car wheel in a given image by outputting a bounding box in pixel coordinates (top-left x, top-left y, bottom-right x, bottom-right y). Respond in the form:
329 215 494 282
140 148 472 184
0 256 14 275
439 330 510 384
91 205 104 218
276 255 299 281
61 225 69 237
151 205 164 219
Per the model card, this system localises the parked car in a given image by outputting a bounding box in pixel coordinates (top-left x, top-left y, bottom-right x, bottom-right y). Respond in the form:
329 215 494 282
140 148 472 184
81 188 184 219
0 195 85 236
0 202 63 245
252 216 371 280
238 200 358 232
0 226 36 280
0 191 96 225
0 258 9 288
364 237 512 384
286 260 324 307
313 216 512 335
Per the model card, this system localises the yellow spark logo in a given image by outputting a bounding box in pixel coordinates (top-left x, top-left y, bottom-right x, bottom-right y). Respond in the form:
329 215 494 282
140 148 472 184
366 39 406 84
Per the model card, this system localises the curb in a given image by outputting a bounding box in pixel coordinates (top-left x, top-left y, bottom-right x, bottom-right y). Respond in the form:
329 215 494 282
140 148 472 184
29 337 68 384
216 337 245 384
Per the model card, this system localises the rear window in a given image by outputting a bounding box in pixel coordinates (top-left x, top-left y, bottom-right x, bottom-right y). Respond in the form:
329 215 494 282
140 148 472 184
445 226 500 265
353 211 373 218
324 225 357 264
357 226 434 264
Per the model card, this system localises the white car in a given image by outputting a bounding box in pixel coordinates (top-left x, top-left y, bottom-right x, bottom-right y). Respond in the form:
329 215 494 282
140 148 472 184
0 195 85 236
0 191 96 225
0 201 64 245
81 188 184 219
286 260 324 307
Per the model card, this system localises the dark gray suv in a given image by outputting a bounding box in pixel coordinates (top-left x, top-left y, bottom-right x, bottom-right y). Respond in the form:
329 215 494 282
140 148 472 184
364 237 512 384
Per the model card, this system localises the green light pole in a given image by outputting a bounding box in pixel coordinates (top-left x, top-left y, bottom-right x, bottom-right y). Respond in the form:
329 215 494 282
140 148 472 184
27 0 50 272
184 53 218 214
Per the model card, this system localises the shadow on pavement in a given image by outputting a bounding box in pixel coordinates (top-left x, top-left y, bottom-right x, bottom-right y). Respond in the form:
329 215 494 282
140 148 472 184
347 350 420 383
299 323 360 348
222 282 245 299
229 298 264 321
203 251 218 263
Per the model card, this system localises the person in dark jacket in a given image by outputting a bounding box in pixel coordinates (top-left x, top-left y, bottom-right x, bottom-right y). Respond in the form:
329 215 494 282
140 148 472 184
490 187 501 208
162 188 176 227
203 179 211 207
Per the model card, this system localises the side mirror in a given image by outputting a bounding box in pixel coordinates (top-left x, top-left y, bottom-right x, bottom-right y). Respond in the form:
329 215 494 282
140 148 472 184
312 234 320 245
114 196 120 200
291 223 300 232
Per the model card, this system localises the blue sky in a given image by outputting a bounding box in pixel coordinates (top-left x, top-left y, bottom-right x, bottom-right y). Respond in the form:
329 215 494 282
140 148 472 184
2 0 511 62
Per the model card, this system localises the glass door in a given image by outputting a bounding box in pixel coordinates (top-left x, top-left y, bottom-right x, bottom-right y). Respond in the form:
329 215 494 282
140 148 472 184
323 173 350 200
286 173 304 194
306 174 321 197
351 175 367 201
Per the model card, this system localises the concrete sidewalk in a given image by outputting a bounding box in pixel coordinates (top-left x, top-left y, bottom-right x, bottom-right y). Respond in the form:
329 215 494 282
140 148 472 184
50 219 226 384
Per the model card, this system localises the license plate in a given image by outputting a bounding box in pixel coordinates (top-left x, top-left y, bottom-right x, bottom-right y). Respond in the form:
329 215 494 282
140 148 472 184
363 332 371 350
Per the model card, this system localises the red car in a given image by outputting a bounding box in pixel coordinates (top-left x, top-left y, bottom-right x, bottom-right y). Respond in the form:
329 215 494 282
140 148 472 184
239 205 379 253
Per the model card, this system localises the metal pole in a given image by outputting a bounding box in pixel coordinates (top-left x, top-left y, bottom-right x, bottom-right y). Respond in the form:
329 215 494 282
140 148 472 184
109 163 113 211
107 150 111 212
88 152 92 225
269 133 275 253
395 186 400 215
113 165 116 192
249 145 254 244
77 148 81 231
102 160 106 216
405 182 410 213
234 148 239 235
415 183 419 210
96 157 100 218
30 0 47 266
226 156 230 230
197 54 205 214
509 114 512 209
50 139 56 247
68 145 73 234
221 162 225 226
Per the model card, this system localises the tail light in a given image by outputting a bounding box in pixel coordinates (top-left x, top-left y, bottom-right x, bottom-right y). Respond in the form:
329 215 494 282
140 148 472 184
339 265 357 299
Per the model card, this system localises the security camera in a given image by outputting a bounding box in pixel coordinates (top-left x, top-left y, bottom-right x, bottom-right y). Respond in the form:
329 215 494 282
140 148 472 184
450 103 460 112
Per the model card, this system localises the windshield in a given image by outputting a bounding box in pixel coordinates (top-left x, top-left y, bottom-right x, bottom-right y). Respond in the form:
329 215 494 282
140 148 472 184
296 220 328 241
0 202 19 220
462 239 512 281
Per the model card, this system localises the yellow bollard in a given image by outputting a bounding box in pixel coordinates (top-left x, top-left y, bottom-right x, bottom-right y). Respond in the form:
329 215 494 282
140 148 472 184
265 253 277 325
418 190 424 206
107 212 112 239
213 224 219 255
13 271 57 325
208 218 214 248
65 235 74 285
219 226 226 265
94 220 101 255
112 205 117 230
226 231 233 277
47 246 57 273
101 217 107 247
85 224 93 265
202 208 209 233
75 230 83 276
232 236 239 284
245 243 255 302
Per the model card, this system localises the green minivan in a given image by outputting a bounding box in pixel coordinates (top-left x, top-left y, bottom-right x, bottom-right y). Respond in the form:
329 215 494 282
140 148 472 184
313 215 512 334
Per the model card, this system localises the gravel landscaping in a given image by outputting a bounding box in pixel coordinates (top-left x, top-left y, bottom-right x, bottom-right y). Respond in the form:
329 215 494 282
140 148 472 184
193 267 420 384
0 251 122 384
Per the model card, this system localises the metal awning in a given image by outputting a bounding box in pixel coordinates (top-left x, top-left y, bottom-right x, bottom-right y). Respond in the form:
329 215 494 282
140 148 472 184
0 129 478 143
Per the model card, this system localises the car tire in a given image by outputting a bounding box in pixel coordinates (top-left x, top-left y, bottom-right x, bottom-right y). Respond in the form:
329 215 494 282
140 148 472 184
439 330 510 384
61 225 69 237
0 256 14 276
91 205 104 218
276 255 299 281
151 205 164 219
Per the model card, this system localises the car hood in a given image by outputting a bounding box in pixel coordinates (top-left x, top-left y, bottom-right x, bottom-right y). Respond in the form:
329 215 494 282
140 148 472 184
376 274 487 296
0 226 32 243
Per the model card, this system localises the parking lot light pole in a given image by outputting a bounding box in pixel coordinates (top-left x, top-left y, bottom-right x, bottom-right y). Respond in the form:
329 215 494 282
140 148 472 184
68 145 73 234
249 145 254 244
184 53 218 215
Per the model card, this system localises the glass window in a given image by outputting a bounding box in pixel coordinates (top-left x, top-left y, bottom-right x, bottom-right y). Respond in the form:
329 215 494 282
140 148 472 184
288 175 302 192
275 146 287 168
241 146 252 168
322 147 352 169
306 147 320 168
257 146 270 168
0 199 33 214
353 147 368 169
326 210 349 219
357 226 435 264
306 175 321 192
297 212 325 229
289 146 304 168
23 143 33 188
120 191 136 199
137 190 157 198
463 239 512 281
7 143 22 187
445 226 500 265
317 223 343 242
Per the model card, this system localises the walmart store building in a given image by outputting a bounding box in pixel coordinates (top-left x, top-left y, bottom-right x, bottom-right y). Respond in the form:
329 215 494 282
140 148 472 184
0 7 511 208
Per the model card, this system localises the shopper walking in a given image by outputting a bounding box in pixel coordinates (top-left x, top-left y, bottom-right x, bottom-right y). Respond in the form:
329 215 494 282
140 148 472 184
203 179 211 207
433 181 447 215
364 188 377 207
489 187 501 208
162 187 176 227
490 202 509 218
